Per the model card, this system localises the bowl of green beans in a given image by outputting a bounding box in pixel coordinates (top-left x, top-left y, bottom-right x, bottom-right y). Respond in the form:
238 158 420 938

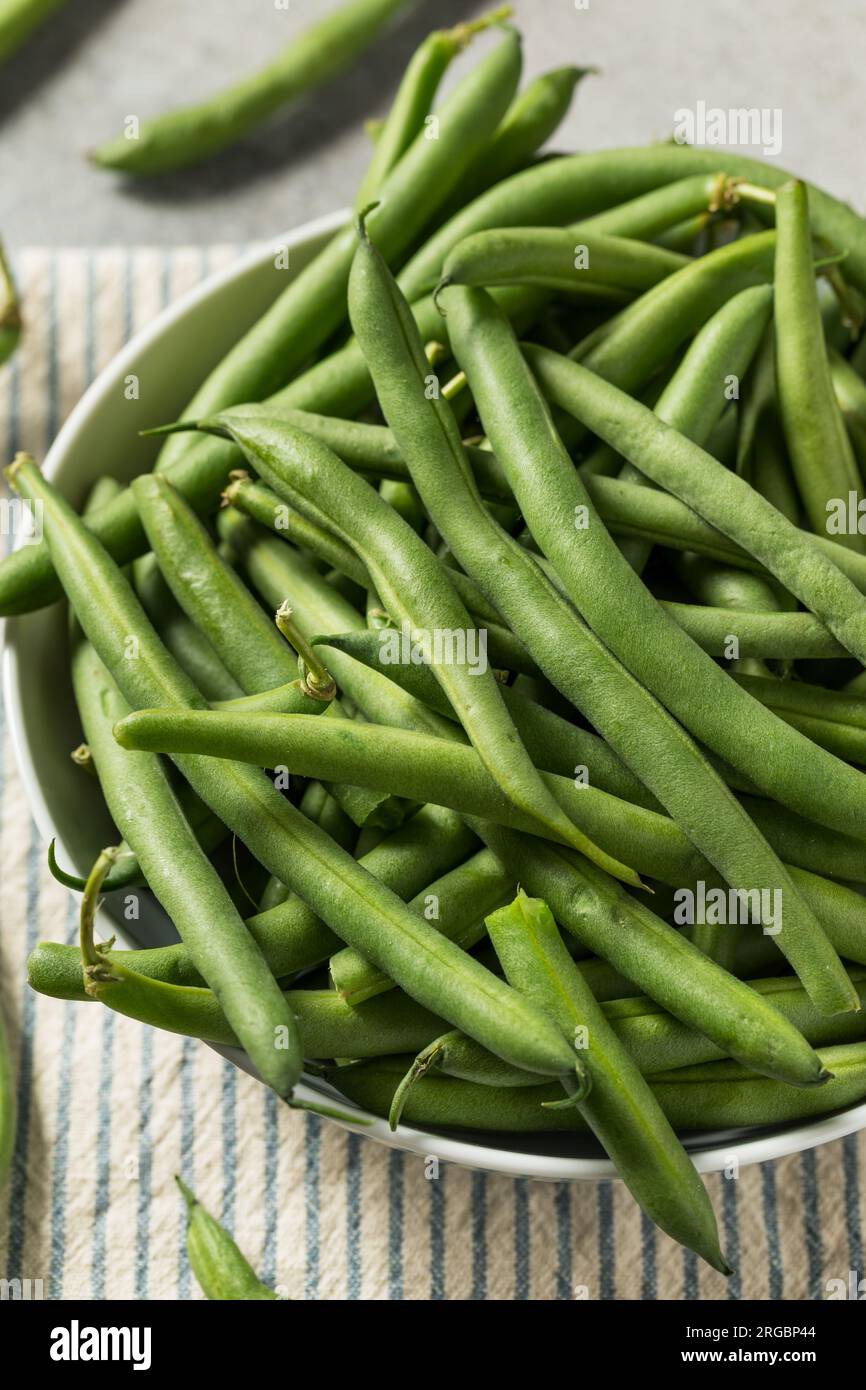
6 11 866 1275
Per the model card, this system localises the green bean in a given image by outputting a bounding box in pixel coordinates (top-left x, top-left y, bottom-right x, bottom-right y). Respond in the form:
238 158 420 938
831 345 866 425
315 629 660 808
224 474 371 589
774 181 864 550
133 475 305 696
354 10 512 209
153 28 521 476
0 0 64 63
29 801 478 1002
92 0 414 176
502 333 866 836
563 233 777 448
658 603 847 660
530 339 866 669
329 1041 866 1133
176 1179 279 1301
133 553 244 702
396 968 866 1107
331 848 514 1004
220 465 506 628
443 286 859 1013
66 635 301 1096
0 286 542 618
132 473 392 829
111 708 666 863
9 458 577 1083
0 238 21 366
113 707 866 954
395 154 769 305
489 892 730 1270
582 284 775 564
440 226 690 297
438 66 588 219
731 672 866 765
471 821 831 1087
573 172 735 241
201 414 639 883
72 927 446 1057
217 511 458 742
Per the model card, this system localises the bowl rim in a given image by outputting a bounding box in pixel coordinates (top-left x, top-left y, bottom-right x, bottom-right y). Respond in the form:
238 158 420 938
4 212 865 1182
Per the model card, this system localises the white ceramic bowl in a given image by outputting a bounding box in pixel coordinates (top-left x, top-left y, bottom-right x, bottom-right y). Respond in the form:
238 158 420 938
4 212 865 1181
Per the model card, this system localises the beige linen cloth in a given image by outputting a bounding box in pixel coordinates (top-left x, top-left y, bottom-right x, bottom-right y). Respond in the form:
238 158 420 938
0 248 862 1301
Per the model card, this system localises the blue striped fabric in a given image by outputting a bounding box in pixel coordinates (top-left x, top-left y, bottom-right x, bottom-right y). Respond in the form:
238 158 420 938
0 247 864 1300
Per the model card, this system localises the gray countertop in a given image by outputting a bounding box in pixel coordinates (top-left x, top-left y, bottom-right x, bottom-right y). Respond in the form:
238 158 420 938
1 0 864 247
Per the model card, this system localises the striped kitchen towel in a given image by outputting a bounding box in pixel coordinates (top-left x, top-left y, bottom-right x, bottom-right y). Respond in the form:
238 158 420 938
0 247 863 1300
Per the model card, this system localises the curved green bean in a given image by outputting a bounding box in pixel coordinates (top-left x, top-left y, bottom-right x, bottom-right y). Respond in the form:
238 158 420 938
489 892 728 1271
92 0 414 175
440 225 690 296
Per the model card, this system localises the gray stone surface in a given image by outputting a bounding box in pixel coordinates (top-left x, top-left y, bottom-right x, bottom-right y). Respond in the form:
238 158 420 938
1 0 864 247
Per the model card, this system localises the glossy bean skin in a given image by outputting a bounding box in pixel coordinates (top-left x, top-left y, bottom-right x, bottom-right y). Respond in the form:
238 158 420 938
177 1180 278 1301
8 460 578 1083
328 1042 866 1134
485 892 728 1273
443 286 859 1015
92 0 413 175
774 181 864 551
441 225 690 296
204 414 639 883
153 28 521 474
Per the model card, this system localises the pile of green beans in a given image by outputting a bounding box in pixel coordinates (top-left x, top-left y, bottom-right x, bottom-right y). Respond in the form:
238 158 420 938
12 17 866 1274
